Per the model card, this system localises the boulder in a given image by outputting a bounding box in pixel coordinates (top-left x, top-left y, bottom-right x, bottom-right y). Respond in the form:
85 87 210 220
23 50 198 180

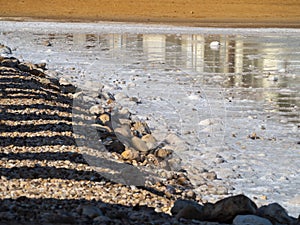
171 199 204 216
233 215 273 225
256 203 298 225
174 194 257 223
204 194 257 223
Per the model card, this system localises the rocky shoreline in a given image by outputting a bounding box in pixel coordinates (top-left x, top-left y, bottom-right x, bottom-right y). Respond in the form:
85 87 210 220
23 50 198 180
0 52 299 224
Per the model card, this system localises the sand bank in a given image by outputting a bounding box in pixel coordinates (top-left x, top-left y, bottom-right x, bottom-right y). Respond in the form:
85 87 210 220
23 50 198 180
1 0 300 27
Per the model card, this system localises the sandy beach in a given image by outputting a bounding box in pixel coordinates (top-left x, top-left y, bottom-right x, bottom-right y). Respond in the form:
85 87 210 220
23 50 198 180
1 0 300 27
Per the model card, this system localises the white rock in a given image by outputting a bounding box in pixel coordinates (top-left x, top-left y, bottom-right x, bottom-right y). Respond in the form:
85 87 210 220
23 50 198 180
209 41 220 50
233 215 273 225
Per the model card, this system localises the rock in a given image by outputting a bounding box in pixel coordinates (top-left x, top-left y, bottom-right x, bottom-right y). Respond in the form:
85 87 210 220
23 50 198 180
175 194 257 223
145 154 159 166
43 40 52 46
204 194 257 223
133 121 151 137
91 123 112 133
114 125 132 147
121 148 139 161
202 171 217 180
176 204 203 220
233 215 273 225
99 113 111 125
167 157 182 171
0 57 19 68
171 199 204 215
256 203 297 225
164 133 188 151
184 190 196 199
93 215 112 224
89 105 105 115
81 205 104 219
59 77 77 93
141 134 157 149
35 62 47 70
0 44 12 55
131 136 149 152
209 41 220 50
155 148 172 159
129 96 141 104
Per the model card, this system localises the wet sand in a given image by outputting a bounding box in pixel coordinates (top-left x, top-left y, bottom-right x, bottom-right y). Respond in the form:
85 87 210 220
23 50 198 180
1 0 300 27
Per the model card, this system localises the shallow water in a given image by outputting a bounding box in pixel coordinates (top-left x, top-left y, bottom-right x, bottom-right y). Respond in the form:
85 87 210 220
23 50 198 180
1 21 299 216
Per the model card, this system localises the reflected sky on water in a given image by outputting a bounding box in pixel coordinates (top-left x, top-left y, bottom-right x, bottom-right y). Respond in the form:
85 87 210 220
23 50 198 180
2 28 299 125
67 32 300 125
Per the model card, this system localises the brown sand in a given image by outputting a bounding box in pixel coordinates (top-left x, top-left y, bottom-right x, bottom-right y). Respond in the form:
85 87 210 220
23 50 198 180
1 0 300 28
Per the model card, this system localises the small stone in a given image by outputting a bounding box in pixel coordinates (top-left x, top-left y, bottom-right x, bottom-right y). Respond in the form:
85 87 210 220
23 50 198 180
43 40 52 46
202 171 217 180
155 148 172 159
176 176 189 186
185 190 196 199
146 154 159 166
59 78 77 93
89 105 105 115
129 96 141 104
260 195 268 200
99 113 111 125
133 121 151 136
0 44 12 55
248 132 260 140
233 215 273 225
121 148 139 161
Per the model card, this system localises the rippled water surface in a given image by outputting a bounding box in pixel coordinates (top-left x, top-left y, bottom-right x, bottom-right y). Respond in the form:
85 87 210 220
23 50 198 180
1 22 299 215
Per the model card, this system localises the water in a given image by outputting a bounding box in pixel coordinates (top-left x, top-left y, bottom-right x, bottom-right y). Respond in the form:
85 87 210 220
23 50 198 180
1 21 299 216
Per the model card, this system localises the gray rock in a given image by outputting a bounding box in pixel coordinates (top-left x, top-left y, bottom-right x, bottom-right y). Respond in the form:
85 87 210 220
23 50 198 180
93 215 112 224
257 203 297 225
204 194 257 223
233 215 273 225
82 205 104 219
131 136 149 152
174 194 257 223
171 199 204 215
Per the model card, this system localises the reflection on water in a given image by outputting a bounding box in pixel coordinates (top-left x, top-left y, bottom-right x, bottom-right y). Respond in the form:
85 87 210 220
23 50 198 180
2 30 299 125
62 32 300 125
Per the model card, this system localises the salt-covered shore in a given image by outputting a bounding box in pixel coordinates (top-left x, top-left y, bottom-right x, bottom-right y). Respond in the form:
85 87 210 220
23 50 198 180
1 53 299 225
0 21 299 223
